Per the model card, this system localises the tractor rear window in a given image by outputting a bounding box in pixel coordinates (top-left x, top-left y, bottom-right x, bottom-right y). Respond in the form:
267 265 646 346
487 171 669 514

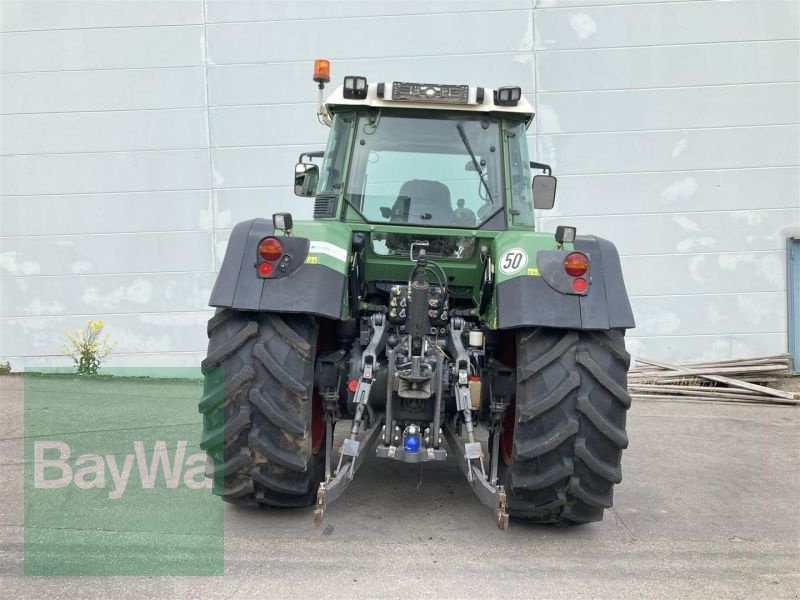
371 232 476 259
344 113 503 229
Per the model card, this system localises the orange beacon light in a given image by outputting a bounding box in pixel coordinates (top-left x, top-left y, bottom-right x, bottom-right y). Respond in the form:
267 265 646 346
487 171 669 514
313 59 331 84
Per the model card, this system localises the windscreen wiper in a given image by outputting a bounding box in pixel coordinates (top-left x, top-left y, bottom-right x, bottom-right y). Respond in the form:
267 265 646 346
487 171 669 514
456 122 494 205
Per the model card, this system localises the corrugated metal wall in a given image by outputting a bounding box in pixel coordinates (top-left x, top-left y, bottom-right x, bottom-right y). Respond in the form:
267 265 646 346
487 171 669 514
1 0 798 369
531 0 800 361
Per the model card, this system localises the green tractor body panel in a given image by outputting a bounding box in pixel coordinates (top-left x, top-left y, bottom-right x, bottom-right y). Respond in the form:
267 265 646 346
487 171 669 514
209 218 634 330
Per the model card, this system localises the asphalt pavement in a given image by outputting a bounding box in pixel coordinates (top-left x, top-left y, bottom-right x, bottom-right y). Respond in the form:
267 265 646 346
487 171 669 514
1 375 798 599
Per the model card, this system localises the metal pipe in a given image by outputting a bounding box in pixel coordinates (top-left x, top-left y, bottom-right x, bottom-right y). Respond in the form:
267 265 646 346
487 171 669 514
490 426 500 485
384 348 395 445
432 352 443 449
324 418 333 480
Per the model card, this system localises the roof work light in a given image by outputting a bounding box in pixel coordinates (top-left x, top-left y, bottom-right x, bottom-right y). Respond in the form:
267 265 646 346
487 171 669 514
343 76 368 99
555 225 577 245
272 212 293 234
494 86 521 107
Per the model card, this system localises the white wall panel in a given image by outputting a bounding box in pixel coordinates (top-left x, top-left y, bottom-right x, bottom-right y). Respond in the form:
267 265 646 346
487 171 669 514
622 251 787 297
536 83 800 134
534 0 800 50
206 0 530 22
210 104 327 148
536 125 800 175
630 292 786 337
206 11 533 65
0 191 211 236
1 150 211 195
211 146 322 189
537 41 800 92
536 0 691 7
539 167 800 218
539 208 799 256
533 0 799 366
1 109 208 154
213 230 232 272
1 272 216 317
625 333 788 364
0 68 206 113
0 25 205 72
213 187 303 229
0 232 213 277
0 312 210 357
0 0 203 31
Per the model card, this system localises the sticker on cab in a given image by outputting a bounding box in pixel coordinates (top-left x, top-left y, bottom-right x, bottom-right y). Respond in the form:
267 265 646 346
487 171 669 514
498 248 528 275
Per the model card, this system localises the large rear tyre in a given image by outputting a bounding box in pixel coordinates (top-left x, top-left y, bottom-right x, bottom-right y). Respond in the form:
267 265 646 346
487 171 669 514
199 308 324 507
498 328 631 525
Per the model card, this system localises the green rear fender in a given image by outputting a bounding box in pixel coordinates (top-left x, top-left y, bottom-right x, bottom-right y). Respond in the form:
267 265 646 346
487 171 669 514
490 232 635 331
209 219 350 320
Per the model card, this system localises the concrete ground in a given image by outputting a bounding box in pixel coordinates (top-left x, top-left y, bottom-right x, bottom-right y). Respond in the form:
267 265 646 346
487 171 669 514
1 375 798 599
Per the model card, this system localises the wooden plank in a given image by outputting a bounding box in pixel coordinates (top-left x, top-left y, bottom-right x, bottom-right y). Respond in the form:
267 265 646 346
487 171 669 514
634 357 799 401
629 373 788 384
630 355 790 371
628 384 764 396
631 390 774 402
632 364 787 377
668 354 790 366
630 394 797 406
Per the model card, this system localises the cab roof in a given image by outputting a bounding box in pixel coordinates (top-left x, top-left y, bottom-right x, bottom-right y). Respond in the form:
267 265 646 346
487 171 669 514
324 82 534 121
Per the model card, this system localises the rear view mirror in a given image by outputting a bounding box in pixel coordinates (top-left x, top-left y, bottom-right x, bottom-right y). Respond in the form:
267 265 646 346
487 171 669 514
294 163 319 197
532 175 557 209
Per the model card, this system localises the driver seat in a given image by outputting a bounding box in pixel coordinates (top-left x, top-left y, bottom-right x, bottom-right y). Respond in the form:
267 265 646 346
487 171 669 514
391 179 453 225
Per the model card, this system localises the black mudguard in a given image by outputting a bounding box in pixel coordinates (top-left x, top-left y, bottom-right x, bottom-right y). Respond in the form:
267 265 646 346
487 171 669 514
209 218 347 320
495 235 635 331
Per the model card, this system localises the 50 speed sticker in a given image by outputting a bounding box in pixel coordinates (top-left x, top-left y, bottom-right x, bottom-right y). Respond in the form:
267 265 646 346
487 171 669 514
498 248 528 275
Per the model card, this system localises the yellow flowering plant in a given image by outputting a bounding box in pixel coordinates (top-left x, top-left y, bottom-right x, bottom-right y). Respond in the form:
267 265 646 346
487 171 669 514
63 319 117 375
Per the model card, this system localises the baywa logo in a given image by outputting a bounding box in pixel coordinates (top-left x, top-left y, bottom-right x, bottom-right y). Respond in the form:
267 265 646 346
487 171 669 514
24 369 224 576
33 440 210 500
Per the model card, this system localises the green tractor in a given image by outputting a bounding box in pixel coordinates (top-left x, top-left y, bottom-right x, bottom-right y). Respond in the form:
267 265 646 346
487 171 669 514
199 61 635 529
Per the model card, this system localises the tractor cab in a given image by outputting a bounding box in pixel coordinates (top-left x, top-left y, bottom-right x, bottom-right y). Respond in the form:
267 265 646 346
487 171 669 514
294 61 556 232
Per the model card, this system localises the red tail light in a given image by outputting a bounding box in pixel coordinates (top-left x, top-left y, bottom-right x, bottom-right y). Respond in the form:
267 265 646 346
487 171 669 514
257 261 273 277
572 277 588 293
258 237 283 261
564 252 589 277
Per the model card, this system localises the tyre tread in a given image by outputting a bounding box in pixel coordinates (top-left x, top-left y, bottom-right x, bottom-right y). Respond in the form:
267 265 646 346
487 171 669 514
199 310 321 508
505 328 631 525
